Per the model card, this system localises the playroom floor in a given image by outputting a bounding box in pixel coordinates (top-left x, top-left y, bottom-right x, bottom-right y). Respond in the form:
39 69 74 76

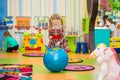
1 51 119 80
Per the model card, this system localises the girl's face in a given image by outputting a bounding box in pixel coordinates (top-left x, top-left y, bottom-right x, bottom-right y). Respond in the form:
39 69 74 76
106 20 111 25
4 34 7 38
51 18 61 25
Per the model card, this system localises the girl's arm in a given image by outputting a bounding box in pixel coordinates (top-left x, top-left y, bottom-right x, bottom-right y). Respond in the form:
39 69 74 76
60 26 64 37
99 21 104 27
59 26 65 43
3 39 7 52
111 31 114 37
48 30 53 39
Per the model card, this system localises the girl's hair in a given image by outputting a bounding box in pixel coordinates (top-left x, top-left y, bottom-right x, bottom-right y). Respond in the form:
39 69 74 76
4 31 12 37
103 15 108 21
106 18 114 24
103 15 108 25
49 14 64 30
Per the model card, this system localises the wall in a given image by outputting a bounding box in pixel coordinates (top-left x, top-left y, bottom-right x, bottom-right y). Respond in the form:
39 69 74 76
7 0 87 46
0 0 7 48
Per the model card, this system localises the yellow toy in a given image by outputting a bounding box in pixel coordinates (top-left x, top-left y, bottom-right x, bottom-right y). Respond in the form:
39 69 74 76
110 38 120 48
22 31 44 50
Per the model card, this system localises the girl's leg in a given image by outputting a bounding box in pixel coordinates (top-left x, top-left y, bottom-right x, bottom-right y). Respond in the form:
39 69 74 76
61 42 71 53
11 45 19 51
7 47 13 52
7 45 19 52
60 38 71 53
48 40 55 48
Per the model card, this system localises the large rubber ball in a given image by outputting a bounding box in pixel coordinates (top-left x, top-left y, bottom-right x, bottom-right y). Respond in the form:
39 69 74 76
43 47 68 72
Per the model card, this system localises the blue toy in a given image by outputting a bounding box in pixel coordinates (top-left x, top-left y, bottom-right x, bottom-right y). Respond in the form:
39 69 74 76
43 47 68 72
29 39 37 45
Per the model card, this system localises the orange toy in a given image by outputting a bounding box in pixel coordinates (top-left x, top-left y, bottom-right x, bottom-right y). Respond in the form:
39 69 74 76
15 16 31 30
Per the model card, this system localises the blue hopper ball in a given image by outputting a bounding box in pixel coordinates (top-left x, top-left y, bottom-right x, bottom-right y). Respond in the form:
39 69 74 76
43 47 68 72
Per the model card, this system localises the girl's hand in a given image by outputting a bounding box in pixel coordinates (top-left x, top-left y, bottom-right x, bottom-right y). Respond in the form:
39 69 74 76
49 36 53 39
55 41 60 47
106 25 109 27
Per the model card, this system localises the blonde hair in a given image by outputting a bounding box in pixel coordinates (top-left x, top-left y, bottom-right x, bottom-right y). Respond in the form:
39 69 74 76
4 31 12 37
49 14 64 30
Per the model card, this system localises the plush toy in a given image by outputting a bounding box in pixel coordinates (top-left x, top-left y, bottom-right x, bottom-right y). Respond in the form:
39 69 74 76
97 47 120 80
91 43 107 80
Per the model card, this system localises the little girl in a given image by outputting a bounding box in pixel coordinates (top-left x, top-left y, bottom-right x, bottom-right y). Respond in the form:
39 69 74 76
3 31 19 52
48 14 70 53
99 15 108 27
106 18 118 37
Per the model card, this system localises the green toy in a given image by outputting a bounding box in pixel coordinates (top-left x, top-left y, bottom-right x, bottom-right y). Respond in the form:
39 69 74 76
19 46 25 53
23 32 31 37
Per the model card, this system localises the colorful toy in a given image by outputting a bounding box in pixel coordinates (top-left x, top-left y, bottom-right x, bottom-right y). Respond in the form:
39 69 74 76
110 37 120 53
110 38 120 48
19 46 25 53
43 47 68 72
22 32 44 50
22 32 45 57
33 16 49 30
0 16 13 30
97 47 120 80
91 43 107 57
4 16 13 28
15 16 31 30
91 43 107 80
